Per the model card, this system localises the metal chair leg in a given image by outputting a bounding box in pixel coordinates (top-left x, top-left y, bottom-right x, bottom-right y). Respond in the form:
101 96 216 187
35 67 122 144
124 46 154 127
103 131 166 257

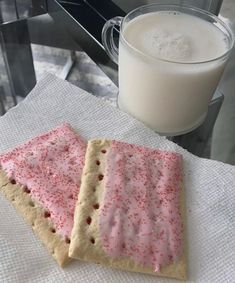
0 19 36 99
170 91 224 157
58 50 76 80
0 86 6 115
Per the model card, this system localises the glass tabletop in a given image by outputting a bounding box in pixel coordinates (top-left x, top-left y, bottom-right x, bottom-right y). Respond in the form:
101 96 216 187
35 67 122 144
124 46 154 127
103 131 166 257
0 0 234 165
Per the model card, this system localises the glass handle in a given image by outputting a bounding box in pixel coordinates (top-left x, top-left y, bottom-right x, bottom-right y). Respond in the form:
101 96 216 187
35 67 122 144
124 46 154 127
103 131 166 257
102 16 123 64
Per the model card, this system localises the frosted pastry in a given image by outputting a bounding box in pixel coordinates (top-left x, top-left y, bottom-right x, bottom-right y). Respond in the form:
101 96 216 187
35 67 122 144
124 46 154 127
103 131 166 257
0 123 86 266
69 139 187 279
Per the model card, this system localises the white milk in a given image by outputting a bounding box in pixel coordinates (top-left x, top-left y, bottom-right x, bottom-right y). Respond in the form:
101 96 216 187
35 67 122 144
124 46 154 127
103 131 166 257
118 12 229 135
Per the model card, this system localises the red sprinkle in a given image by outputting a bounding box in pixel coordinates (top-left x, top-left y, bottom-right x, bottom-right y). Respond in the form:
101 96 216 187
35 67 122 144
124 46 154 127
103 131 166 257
10 179 16 185
96 160 100 166
101 149 106 154
64 146 69 152
90 237 95 244
65 237 71 244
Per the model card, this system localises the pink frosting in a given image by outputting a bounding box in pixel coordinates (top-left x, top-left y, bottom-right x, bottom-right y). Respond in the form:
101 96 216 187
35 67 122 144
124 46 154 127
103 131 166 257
99 141 183 272
0 123 86 239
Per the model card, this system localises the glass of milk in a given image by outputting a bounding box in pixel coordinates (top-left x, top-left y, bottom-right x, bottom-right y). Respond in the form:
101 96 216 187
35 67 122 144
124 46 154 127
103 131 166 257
102 4 234 136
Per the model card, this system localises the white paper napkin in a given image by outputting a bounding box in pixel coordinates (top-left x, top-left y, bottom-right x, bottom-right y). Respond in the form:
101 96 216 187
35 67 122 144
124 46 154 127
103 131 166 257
0 73 234 283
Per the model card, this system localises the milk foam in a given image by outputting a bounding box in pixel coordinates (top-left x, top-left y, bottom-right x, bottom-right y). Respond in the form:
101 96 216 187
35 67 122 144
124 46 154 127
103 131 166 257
143 30 192 61
123 12 228 63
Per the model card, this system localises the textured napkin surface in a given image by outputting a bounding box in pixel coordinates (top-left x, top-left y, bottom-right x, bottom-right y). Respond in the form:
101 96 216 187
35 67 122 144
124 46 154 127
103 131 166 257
0 73 234 283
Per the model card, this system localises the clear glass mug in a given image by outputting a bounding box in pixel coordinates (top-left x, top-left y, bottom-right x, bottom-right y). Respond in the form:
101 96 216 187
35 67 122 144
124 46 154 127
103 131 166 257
102 4 234 136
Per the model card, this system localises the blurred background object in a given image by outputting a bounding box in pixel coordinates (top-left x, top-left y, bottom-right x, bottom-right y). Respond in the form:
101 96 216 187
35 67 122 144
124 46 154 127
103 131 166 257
211 1 235 165
112 0 223 14
0 0 234 165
